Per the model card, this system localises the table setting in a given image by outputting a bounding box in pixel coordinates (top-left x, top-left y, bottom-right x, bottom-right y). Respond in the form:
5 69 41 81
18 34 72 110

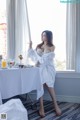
0 54 35 69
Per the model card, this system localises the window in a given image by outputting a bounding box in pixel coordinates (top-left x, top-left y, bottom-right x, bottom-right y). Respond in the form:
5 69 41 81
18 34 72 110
0 0 7 58
27 0 66 70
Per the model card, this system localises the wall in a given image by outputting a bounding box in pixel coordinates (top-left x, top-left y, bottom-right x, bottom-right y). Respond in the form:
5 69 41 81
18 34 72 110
44 71 80 103
30 71 80 103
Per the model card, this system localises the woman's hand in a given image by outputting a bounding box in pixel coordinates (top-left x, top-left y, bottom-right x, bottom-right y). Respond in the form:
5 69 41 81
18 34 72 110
29 41 32 49
35 61 40 67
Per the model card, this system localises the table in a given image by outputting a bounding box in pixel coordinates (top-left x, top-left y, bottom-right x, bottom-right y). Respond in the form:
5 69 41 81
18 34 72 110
0 67 44 104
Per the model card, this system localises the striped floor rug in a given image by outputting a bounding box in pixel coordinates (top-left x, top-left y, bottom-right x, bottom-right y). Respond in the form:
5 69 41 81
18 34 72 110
24 100 80 120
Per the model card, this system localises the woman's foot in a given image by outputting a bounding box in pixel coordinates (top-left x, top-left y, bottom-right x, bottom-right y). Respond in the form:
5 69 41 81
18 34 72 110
54 104 62 116
39 108 45 118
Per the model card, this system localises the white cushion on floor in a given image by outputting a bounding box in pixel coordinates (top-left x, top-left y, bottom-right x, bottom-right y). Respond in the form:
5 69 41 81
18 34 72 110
0 99 28 120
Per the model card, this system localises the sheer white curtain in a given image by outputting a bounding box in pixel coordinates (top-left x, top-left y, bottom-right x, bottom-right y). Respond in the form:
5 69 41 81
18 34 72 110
66 4 80 72
7 0 31 63
7 0 15 59
66 3 76 70
75 4 80 72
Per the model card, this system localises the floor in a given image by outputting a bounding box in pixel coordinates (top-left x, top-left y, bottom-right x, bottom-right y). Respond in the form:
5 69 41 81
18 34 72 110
3 95 80 120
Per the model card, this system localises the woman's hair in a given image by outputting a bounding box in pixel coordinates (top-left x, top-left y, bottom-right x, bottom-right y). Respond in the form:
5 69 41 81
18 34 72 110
36 30 53 49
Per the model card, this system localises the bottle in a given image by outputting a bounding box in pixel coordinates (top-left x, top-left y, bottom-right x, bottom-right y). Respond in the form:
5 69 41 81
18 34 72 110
1 58 7 68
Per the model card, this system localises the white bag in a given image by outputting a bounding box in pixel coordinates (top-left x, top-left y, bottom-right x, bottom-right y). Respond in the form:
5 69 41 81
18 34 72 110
0 99 28 120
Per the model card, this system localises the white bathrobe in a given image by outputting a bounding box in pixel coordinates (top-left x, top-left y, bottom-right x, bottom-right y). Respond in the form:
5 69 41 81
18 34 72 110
28 48 56 88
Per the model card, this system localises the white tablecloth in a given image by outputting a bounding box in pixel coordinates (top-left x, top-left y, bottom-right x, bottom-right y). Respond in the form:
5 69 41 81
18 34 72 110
0 67 44 104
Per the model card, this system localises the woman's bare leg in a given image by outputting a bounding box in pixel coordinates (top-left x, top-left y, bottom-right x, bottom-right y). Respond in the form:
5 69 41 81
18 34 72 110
45 84 62 116
39 96 45 117
39 83 46 117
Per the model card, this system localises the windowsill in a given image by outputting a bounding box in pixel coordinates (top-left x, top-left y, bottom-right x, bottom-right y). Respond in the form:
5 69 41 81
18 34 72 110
56 70 75 73
56 70 80 78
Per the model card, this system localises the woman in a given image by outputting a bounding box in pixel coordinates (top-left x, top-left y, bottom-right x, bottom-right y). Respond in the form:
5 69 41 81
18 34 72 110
28 30 62 117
